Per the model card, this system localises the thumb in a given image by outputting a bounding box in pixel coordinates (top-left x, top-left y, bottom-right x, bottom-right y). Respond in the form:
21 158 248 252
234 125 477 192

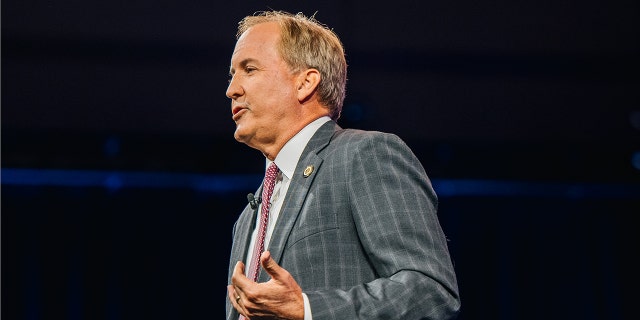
260 251 285 279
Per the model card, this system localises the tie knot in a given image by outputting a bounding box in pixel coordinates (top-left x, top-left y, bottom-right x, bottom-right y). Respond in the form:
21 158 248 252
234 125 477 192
265 162 279 181
262 162 279 200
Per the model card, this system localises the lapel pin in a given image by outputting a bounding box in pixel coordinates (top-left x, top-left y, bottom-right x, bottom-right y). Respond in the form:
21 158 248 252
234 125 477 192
303 165 314 178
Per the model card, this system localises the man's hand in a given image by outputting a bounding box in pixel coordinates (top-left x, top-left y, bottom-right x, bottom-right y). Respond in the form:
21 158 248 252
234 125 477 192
228 251 305 320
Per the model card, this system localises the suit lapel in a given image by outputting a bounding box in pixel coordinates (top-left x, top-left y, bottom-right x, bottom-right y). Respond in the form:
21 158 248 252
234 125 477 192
260 121 339 281
227 192 262 320
230 186 262 269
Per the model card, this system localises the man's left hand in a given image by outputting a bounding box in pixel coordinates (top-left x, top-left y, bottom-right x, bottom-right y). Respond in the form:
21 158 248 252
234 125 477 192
228 251 304 320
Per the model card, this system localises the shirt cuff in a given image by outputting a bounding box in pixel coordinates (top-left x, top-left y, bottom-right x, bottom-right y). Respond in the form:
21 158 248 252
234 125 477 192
302 293 313 320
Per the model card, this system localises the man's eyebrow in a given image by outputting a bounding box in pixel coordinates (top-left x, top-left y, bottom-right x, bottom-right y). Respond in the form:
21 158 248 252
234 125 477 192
230 58 258 75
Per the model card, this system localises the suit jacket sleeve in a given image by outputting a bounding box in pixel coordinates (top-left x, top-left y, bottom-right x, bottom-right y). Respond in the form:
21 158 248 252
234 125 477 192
302 131 461 319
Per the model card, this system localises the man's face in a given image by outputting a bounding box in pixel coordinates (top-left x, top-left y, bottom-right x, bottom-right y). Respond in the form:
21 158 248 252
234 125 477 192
227 22 300 151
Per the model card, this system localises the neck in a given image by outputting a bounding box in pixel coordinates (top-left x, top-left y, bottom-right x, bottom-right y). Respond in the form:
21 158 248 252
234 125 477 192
260 113 328 161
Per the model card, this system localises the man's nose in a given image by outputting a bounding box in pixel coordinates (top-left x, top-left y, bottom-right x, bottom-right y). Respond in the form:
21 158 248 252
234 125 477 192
226 75 243 99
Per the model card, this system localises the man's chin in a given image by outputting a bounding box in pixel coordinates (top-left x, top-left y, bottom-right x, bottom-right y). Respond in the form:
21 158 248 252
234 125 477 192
233 130 250 144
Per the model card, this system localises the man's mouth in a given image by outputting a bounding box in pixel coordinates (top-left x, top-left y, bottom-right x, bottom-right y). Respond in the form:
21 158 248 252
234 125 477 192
232 106 247 121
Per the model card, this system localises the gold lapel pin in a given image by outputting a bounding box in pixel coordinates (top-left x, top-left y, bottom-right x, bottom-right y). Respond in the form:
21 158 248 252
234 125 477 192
303 165 314 178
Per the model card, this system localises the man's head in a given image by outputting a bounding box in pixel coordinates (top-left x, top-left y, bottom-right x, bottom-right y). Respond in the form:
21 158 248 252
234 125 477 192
227 11 347 159
236 11 347 119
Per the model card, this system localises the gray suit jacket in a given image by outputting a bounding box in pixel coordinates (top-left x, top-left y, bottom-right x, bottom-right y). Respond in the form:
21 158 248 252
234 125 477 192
226 121 461 320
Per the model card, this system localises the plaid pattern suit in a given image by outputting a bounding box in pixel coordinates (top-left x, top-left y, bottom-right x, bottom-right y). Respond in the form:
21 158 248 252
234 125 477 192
226 121 461 320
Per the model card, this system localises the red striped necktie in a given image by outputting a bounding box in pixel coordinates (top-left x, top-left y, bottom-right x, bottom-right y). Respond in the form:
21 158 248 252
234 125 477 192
239 162 279 320
247 162 280 282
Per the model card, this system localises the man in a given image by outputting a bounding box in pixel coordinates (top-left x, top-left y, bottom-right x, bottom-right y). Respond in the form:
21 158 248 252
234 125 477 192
225 10 461 320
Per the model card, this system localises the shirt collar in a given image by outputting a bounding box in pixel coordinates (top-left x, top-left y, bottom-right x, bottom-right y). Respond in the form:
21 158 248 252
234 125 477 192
267 116 331 180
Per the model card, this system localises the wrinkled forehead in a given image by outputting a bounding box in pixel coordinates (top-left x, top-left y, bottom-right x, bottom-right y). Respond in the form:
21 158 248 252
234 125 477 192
229 22 285 73
233 22 281 56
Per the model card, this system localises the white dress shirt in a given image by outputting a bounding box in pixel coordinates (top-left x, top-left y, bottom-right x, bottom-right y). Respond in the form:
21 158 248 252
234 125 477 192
244 116 330 320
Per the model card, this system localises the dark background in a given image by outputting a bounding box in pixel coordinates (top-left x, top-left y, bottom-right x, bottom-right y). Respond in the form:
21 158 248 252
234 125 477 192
2 0 639 319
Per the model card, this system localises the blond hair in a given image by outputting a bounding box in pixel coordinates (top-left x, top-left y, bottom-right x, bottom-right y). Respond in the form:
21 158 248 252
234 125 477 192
237 10 347 120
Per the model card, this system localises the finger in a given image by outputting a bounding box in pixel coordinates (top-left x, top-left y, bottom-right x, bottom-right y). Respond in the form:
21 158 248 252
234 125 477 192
233 260 246 275
227 285 239 308
231 261 249 286
227 285 237 304
228 284 247 315
260 250 286 279
227 284 238 302
231 262 252 301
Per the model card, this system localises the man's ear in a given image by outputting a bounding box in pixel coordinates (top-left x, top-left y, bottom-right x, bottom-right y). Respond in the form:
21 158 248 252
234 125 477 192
296 68 321 102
